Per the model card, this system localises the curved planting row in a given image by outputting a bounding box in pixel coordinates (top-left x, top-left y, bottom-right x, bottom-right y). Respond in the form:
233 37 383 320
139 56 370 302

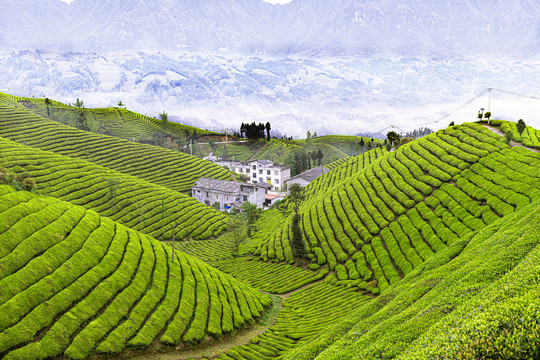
308 135 381 156
0 186 271 360
283 201 540 360
214 143 256 162
0 136 228 240
489 119 540 149
217 282 371 360
0 92 216 143
302 147 387 206
254 123 540 295
176 234 238 262
0 104 232 193
213 257 327 294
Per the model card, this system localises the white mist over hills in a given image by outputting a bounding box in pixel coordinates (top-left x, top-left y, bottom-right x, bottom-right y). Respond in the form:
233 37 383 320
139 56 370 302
0 0 539 136
2 0 539 57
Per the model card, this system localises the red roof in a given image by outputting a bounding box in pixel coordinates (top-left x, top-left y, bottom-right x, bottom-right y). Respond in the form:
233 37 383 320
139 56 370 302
265 194 283 200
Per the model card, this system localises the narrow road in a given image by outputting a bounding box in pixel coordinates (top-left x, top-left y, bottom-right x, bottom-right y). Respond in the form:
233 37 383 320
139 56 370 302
481 124 540 153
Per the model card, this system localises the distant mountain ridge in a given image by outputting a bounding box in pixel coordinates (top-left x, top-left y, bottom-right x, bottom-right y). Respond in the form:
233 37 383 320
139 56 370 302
1 0 539 57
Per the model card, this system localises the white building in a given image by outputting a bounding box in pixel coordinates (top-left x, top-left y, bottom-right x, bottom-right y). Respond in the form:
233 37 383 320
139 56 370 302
192 178 267 211
214 159 290 192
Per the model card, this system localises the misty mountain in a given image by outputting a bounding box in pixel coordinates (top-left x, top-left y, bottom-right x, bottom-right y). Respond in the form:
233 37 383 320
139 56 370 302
1 0 539 57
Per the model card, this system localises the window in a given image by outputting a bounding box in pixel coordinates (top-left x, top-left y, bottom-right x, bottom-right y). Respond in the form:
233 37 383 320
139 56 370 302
274 170 278 176
226 195 230 201
236 197 240 201
247 168 250 173
267 170 271 175
215 194 219 200
259 170 263 174
252 165 256 170
274 179 279 184
243 195 248 202
205 200 210 206
252 173 256 178
197 190 201 193
259 178 263 182
206 192 210 197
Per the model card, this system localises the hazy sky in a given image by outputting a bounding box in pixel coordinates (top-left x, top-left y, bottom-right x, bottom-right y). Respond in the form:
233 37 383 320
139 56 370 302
57 0 295 3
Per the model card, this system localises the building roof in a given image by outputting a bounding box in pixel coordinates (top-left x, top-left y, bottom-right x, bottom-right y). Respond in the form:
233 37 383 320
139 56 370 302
285 166 330 184
265 194 284 200
193 178 266 193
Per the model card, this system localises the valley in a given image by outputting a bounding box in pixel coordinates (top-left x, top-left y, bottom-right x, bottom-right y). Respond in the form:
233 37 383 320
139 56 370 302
0 93 539 360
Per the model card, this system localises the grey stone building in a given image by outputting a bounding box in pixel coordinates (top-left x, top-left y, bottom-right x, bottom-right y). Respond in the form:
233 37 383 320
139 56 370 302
192 178 267 211
284 165 330 189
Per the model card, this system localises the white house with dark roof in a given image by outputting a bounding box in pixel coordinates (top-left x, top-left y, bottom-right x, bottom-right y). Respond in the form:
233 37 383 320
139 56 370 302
192 178 267 211
213 159 290 192
284 165 330 189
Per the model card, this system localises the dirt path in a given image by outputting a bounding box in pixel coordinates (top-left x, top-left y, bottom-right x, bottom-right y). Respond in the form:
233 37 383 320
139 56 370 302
482 124 540 153
248 143 267 161
129 325 271 360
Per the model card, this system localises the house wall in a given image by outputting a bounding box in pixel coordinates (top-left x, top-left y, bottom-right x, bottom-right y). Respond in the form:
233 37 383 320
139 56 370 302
284 178 311 188
192 185 265 210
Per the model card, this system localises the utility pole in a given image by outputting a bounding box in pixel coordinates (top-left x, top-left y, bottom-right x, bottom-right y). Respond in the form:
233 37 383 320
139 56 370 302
171 224 175 262
488 88 492 113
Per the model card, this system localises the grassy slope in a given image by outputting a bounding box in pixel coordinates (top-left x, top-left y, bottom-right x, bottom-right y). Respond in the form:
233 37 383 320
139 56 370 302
254 122 540 297
0 136 228 240
0 185 271 360
0 103 233 193
0 92 216 141
487 119 540 149
283 200 540 360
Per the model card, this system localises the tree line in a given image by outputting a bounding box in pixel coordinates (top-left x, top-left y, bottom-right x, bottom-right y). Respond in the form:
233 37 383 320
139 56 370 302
240 122 271 141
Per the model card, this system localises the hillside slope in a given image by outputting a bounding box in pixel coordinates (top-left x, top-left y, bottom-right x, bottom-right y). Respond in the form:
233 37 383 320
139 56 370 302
0 185 271 360
0 93 216 143
283 200 540 359
0 101 232 193
255 123 540 296
0 137 228 240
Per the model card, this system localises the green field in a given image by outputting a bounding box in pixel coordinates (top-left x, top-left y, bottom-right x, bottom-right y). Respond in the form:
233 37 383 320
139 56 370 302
0 92 217 142
254 123 540 296
0 186 271 360
0 136 229 240
0 104 232 194
1 94 539 360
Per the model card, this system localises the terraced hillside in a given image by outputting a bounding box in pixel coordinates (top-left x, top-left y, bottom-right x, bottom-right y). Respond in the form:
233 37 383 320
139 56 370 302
284 201 540 360
0 136 228 240
254 123 540 295
308 135 382 156
0 185 271 360
0 104 233 193
487 119 540 149
0 92 216 142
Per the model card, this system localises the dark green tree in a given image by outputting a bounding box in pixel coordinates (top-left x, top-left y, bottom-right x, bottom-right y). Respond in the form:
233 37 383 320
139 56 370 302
484 111 492 123
517 119 526 135
228 215 245 257
76 110 90 131
449 121 455 126
74 98 84 108
265 122 271 141
288 183 306 259
505 130 513 145
317 149 323 166
45 98 51 118
386 131 401 147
